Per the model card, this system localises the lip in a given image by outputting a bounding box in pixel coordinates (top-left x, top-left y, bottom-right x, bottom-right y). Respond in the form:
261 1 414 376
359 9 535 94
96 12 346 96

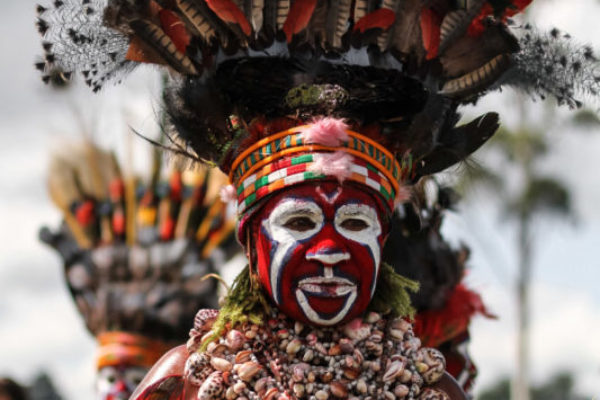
297 276 356 297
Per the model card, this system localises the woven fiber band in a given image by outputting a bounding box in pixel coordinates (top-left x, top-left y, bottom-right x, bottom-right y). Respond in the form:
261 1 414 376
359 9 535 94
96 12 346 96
230 126 409 214
230 127 406 193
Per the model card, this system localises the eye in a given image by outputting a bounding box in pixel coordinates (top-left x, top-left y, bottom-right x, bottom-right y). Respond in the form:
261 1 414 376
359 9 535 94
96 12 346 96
283 216 317 232
340 218 369 231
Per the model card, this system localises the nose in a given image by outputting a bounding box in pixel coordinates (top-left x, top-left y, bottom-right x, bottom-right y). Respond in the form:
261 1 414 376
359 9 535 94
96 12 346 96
305 232 350 265
306 252 349 264
112 380 129 397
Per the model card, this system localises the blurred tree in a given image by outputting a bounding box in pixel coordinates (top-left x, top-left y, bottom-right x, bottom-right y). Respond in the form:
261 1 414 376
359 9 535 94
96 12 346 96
27 373 63 400
456 94 599 400
478 371 588 400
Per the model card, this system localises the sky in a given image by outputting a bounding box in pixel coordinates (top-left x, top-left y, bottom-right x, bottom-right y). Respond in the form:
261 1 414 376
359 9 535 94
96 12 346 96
0 1 599 399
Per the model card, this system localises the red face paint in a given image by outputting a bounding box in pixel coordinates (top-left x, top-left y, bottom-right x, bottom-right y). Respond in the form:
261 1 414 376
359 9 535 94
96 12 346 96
253 182 388 326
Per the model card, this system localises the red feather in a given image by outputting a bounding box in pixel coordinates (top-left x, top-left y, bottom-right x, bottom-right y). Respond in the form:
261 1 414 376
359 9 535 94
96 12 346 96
282 0 318 43
353 8 396 33
469 0 534 36
413 284 496 348
205 0 252 36
420 8 442 60
159 9 191 54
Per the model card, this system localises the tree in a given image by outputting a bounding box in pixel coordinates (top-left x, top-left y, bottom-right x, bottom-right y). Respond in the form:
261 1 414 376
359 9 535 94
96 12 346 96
456 93 599 399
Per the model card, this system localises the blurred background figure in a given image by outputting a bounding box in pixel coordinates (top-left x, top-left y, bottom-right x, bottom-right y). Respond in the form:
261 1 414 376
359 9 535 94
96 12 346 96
39 141 239 400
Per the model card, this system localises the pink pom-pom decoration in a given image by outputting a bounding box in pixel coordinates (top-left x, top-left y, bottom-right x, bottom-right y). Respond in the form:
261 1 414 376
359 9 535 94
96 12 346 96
220 184 237 203
308 151 354 183
302 117 350 147
394 184 411 205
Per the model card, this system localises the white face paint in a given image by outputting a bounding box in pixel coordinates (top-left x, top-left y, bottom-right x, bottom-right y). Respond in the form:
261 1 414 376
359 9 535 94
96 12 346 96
96 366 147 400
259 193 383 326
262 198 324 304
334 203 382 296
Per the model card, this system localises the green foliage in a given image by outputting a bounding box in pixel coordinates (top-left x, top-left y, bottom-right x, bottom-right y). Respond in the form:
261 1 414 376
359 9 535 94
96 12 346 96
478 377 510 400
571 109 600 128
367 262 420 319
201 265 272 349
507 177 572 219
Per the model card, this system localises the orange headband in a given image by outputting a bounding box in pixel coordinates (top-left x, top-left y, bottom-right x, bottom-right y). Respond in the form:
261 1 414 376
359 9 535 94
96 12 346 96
96 332 172 369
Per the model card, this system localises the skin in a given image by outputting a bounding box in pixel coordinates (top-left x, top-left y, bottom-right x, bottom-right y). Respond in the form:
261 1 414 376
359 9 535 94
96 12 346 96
96 365 148 400
253 182 389 326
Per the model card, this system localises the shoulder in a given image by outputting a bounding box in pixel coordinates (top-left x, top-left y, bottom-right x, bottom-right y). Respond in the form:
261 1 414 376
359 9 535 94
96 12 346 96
129 345 188 400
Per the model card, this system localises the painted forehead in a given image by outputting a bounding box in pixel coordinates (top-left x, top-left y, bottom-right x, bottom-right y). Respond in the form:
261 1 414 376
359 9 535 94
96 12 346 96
265 182 385 212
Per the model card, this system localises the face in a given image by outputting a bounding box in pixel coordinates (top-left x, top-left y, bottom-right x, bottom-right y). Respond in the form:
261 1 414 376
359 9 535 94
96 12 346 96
96 365 147 400
253 182 388 326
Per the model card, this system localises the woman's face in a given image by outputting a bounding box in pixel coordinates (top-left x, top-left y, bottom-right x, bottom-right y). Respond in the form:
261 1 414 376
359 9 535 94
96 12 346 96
253 182 388 326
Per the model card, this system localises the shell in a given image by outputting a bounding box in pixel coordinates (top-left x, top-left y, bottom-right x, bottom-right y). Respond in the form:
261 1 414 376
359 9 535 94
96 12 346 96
253 377 268 395
210 356 233 372
383 360 405 382
315 389 329 400
194 309 219 332
293 383 305 397
365 312 381 324
330 381 348 398
302 349 314 362
225 386 236 400
233 382 246 394
418 348 446 384
342 319 371 342
418 388 450 400
197 371 224 400
235 349 253 364
394 384 410 398
286 339 302 355
390 318 412 333
238 361 263 382
338 338 354 354
225 329 245 351
185 352 212 386
356 379 367 394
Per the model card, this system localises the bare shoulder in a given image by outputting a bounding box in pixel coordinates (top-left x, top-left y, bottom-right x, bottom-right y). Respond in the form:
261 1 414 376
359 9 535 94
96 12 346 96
129 345 188 400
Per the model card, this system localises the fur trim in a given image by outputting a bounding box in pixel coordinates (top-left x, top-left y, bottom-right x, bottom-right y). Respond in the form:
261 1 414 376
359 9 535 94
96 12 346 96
220 184 237 203
308 151 354 182
302 117 350 146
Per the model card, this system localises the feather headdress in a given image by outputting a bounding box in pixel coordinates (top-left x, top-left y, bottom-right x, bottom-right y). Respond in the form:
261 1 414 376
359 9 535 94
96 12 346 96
40 141 237 367
35 0 599 218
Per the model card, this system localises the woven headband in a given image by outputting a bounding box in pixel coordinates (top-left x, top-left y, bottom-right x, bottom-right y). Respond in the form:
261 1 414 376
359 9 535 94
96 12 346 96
230 125 412 215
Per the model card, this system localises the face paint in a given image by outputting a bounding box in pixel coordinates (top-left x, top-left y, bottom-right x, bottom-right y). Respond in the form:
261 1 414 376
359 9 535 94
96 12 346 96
96 365 147 400
254 182 387 326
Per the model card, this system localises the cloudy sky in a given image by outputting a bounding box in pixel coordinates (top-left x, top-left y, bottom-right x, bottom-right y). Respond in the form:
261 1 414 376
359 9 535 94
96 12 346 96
0 1 599 399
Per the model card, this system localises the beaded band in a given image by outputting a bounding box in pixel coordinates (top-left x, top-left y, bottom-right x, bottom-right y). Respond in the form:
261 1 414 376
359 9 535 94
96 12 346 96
230 125 411 214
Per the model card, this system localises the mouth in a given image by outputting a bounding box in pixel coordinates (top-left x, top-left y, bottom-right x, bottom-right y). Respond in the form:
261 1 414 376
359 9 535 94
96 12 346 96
297 277 356 297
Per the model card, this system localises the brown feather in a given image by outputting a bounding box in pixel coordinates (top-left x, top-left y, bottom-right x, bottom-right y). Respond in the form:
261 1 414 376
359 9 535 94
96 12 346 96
129 19 199 74
326 0 352 49
440 23 518 78
389 0 425 61
438 0 484 54
353 0 370 23
175 0 217 41
376 0 402 50
441 53 512 98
